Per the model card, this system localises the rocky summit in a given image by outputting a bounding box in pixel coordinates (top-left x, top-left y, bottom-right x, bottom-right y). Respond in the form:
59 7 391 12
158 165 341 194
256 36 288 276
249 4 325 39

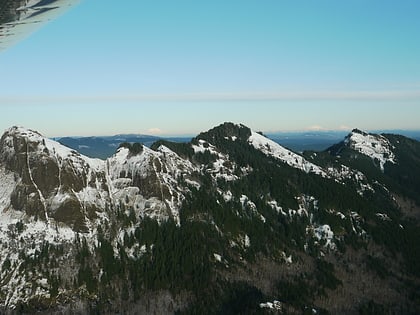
0 123 419 314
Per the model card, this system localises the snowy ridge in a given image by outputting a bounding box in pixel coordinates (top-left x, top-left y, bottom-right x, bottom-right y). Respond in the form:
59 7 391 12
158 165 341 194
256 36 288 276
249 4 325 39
345 130 396 171
3 126 104 171
248 131 327 176
1 127 109 229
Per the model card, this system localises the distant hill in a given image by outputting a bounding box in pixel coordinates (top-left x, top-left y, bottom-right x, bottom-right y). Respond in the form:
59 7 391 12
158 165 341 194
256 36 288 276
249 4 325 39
267 131 348 152
56 134 192 159
268 130 420 152
55 130 420 160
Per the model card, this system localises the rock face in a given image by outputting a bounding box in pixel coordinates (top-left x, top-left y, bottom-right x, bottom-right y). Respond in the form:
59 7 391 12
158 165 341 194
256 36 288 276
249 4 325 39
1 127 107 231
0 123 419 314
106 143 198 224
0 127 196 230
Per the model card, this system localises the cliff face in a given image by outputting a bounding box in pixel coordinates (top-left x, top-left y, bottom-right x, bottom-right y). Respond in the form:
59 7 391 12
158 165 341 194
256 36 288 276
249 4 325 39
0 127 107 231
0 127 198 228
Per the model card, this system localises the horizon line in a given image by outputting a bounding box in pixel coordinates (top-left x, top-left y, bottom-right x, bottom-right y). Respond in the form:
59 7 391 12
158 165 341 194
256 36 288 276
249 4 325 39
49 128 420 139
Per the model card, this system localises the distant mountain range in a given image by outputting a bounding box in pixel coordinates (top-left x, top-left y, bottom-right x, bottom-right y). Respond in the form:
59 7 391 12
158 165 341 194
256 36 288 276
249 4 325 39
1 123 419 314
267 130 420 153
56 135 192 159
56 130 420 159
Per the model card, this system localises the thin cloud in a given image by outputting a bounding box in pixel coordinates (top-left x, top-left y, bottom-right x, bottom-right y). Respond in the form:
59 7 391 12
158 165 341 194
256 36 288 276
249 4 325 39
306 125 328 131
1 89 420 105
338 125 352 131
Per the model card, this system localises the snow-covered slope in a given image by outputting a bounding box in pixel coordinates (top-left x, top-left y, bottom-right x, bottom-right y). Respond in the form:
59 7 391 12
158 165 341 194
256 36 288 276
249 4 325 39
1 126 103 169
248 131 327 176
345 129 396 171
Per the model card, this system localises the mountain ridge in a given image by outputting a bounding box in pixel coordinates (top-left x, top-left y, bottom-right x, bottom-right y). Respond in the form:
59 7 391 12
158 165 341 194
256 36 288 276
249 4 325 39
49 127 420 160
0 123 419 314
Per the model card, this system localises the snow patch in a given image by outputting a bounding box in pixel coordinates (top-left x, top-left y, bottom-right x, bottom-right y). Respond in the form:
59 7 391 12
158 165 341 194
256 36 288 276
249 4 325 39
222 190 233 202
244 234 251 248
376 213 391 221
312 224 335 249
268 200 287 216
213 253 222 262
260 300 282 310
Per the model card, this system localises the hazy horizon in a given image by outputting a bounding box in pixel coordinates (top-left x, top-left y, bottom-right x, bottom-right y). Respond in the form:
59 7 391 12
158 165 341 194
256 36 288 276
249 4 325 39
4 124 419 139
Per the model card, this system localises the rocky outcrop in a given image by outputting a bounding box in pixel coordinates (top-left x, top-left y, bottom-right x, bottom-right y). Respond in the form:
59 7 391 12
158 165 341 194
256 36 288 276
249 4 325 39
0 126 197 230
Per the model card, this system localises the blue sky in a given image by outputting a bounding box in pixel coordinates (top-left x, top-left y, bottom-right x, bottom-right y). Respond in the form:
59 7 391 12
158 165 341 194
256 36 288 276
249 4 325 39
1 0 420 136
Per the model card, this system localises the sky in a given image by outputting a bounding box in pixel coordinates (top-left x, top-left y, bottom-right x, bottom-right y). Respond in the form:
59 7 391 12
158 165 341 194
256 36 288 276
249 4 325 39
1 0 420 137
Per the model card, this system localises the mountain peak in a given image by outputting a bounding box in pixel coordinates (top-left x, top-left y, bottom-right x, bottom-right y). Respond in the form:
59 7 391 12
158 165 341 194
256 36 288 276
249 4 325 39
196 122 251 143
3 125 43 140
345 129 396 171
350 128 369 136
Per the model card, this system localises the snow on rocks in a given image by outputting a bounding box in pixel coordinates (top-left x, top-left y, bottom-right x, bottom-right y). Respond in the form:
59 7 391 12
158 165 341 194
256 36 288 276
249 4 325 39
313 224 335 249
260 300 282 310
376 213 391 221
345 129 396 171
193 139 240 182
326 164 374 195
336 212 346 220
268 200 287 216
4 126 104 172
213 253 223 262
222 190 233 202
240 195 257 211
107 144 198 225
239 195 266 222
244 234 251 248
280 251 293 264
0 210 76 309
192 139 219 155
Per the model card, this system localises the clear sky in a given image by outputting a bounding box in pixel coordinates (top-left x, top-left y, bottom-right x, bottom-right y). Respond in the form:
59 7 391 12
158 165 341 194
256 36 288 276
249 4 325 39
1 0 420 137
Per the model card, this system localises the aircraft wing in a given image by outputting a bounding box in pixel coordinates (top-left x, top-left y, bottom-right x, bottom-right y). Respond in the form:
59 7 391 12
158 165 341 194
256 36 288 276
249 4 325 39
0 0 79 50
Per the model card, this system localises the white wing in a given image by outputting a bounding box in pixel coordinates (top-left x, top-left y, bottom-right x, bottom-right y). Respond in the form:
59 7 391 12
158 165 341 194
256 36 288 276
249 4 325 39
0 0 80 50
